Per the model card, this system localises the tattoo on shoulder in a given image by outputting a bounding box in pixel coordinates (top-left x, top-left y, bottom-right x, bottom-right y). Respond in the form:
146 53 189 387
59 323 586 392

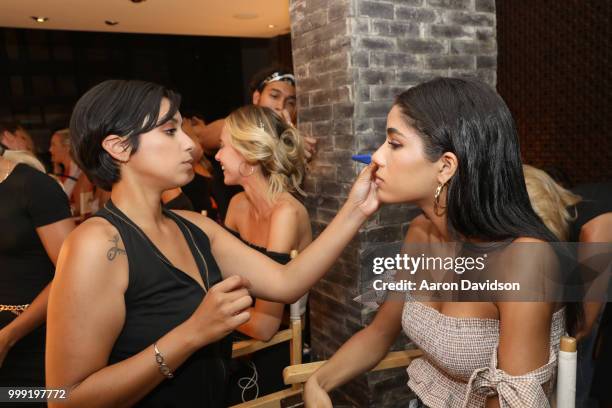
107 234 127 261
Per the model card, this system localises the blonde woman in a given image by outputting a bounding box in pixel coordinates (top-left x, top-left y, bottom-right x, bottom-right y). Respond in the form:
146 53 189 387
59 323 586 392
215 105 312 401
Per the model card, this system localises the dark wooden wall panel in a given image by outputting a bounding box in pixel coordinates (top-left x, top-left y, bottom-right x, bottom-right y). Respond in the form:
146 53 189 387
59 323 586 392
496 0 611 185
0 28 292 160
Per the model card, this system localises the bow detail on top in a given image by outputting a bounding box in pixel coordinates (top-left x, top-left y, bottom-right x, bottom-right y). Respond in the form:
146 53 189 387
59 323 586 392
462 345 556 408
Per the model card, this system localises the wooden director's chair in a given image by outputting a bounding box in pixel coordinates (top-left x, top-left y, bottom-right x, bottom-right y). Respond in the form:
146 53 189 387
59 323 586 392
282 337 577 407
230 250 308 408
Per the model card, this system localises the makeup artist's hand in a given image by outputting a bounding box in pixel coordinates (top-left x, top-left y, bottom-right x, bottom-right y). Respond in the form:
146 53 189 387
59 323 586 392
347 163 379 217
185 275 252 347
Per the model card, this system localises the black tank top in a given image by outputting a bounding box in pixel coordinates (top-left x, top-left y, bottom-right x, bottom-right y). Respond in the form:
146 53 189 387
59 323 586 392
94 200 231 407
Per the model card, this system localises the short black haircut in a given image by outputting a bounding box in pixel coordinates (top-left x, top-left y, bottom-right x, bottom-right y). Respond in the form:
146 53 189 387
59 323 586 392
248 66 295 95
70 79 181 191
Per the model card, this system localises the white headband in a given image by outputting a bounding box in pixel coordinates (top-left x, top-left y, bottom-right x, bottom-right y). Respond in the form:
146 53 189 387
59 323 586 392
259 72 296 89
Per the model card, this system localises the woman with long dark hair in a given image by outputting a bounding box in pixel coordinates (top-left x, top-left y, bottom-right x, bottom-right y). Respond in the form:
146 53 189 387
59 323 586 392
304 77 570 407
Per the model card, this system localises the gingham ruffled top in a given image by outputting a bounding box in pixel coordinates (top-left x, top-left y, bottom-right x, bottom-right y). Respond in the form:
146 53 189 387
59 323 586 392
402 301 565 408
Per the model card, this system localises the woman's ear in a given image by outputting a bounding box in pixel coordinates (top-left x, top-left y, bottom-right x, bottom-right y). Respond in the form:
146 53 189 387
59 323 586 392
102 135 131 163
437 152 458 185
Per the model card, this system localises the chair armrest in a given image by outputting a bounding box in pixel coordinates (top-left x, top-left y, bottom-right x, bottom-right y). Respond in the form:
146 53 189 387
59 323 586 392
283 349 423 385
232 328 293 358
229 388 302 408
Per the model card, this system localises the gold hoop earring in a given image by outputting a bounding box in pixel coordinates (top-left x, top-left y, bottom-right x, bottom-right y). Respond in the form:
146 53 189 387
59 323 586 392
433 183 447 216
239 162 255 177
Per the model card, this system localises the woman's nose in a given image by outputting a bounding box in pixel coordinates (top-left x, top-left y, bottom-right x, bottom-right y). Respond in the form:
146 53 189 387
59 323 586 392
372 145 385 167
180 128 195 151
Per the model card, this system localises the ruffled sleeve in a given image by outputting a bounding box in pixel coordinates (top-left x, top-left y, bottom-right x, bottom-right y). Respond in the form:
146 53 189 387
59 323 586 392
462 345 556 408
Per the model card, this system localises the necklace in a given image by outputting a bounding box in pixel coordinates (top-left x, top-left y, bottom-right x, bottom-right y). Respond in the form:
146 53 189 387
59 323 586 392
103 202 210 292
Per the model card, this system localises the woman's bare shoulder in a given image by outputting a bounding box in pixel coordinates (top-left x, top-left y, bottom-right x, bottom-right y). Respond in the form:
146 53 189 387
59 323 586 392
273 194 310 227
55 216 129 293
276 193 308 214
67 216 119 246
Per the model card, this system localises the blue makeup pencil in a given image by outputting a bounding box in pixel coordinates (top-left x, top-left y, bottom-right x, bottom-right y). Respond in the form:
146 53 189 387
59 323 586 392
351 154 372 164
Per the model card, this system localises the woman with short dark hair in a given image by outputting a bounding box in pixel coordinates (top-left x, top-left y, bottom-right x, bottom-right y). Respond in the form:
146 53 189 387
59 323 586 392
45 79 378 408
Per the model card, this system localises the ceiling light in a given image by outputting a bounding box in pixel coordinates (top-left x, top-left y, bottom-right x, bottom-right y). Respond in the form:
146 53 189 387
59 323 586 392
268 24 276 29
31 16 49 23
130 0 147 3
233 13 258 20
105 20 119 26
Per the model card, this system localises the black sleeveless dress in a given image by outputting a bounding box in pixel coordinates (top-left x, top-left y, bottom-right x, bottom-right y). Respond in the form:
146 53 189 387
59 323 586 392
94 200 231 408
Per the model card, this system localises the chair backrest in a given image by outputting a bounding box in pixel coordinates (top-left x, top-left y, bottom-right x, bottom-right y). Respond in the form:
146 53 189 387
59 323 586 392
555 335 577 408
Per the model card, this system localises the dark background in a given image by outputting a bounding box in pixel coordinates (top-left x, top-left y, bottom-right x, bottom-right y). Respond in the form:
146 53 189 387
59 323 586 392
0 27 292 162
2 0 611 187
496 0 611 185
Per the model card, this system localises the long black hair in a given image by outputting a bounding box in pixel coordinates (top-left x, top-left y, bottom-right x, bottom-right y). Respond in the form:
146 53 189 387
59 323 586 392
396 77 557 243
395 77 581 333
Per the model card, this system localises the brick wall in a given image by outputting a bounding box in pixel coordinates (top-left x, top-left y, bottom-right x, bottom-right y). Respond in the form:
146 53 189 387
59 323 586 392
290 0 497 406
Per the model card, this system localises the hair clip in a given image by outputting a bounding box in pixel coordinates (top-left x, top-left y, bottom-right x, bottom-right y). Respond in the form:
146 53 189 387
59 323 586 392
258 118 265 130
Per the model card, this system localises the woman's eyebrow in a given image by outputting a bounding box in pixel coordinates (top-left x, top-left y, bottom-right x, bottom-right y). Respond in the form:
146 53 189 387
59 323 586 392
386 127 406 139
156 117 180 128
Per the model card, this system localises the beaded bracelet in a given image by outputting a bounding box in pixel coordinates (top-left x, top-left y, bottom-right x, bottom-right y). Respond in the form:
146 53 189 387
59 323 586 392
153 343 174 379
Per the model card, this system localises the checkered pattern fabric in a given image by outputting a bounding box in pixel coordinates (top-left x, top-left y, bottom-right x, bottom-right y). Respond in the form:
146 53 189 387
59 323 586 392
402 301 565 407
